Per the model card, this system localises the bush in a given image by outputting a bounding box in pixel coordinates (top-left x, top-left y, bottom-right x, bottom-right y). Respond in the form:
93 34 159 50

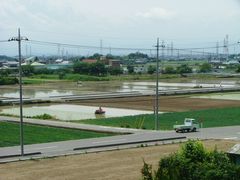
142 140 240 180
32 113 55 120
164 66 176 74
199 63 212 73
176 64 192 74
34 68 54 75
0 77 18 85
58 72 66 79
108 67 123 75
22 65 34 76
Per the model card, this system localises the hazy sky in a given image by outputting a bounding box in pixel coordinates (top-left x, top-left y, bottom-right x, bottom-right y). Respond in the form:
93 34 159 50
0 0 240 56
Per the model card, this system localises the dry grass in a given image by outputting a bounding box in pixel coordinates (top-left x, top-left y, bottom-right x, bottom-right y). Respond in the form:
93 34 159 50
0 140 237 180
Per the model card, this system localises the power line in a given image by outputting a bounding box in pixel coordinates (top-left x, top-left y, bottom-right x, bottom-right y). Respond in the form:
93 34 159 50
0 40 9 43
24 39 239 55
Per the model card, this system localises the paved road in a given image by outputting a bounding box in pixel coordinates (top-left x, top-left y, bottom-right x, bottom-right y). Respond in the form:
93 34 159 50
1 116 240 162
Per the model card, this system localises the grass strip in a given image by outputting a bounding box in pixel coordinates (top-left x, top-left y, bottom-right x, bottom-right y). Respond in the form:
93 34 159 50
0 121 114 147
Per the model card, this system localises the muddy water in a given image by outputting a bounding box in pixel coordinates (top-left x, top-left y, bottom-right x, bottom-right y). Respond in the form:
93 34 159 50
192 92 240 101
0 80 238 98
0 104 153 121
0 88 74 98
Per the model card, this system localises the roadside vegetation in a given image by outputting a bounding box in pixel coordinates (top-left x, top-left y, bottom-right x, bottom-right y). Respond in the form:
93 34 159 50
0 113 57 120
0 121 114 147
0 69 18 85
79 107 240 130
142 140 240 180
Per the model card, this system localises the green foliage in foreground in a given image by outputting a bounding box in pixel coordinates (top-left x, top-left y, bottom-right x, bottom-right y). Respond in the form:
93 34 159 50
80 107 240 130
142 141 240 180
0 77 18 85
0 122 113 147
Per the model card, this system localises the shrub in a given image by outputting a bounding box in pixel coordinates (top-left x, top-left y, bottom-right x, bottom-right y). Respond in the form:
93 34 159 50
32 113 55 120
0 77 18 85
142 140 240 180
176 64 192 74
199 63 212 73
164 66 176 74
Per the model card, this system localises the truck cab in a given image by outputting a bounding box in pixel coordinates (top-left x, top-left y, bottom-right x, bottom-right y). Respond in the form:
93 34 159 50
173 118 199 133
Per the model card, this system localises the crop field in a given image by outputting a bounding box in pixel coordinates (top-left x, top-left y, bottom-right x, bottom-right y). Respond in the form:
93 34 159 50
0 121 114 147
80 107 240 130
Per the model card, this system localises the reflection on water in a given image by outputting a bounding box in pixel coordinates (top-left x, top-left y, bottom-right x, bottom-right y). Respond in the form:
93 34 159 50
0 89 74 98
0 81 238 99
192 93 240 101
0 104 152 121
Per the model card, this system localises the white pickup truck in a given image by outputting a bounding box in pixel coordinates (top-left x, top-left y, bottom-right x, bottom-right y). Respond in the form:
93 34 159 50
173 118 199 133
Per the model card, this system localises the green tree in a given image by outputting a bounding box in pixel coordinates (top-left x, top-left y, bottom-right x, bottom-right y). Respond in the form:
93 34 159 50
127 65 134 74
89 62 107 76
0 77 18 85
199 63 212 73
236 65 240 73
164 66 176 74
128 52 148 59
89 53 102 60
176 64 192 74
147 65 156 74
106 54 114 59
73 62 90 74
0 69 10 76
142 140 240 180
108 67 123 75
22 65 34 76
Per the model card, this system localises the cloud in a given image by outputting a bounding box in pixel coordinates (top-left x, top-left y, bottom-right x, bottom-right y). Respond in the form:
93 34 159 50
136 7 176 19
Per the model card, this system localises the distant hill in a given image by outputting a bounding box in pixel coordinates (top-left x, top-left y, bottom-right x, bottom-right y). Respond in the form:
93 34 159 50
0 55 16 61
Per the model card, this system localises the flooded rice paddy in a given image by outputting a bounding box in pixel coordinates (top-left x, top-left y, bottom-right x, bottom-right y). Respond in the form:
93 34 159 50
0 81 239 120
192 92 240 101
0 104 153 121
0 81 238 99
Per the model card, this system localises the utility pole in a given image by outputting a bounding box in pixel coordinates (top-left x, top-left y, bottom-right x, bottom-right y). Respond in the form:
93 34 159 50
155 38 165 130
155 38 159 130
216 42 219 60
100 39 103 55
171 42 173 60
109 46 112 54
57 44 61 58
161 40 165 73
8 28 28 156
29 46 32 57
177 49 180 60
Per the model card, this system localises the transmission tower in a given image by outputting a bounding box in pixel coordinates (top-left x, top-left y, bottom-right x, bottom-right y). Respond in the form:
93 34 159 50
100 39 103 55
216 42 219 60
223 35 229 60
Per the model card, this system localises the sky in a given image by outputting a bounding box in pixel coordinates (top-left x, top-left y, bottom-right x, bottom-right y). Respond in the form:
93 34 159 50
0 0 240 56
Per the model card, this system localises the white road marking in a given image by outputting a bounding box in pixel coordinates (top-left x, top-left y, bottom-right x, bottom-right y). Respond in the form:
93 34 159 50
223 137 238 140
92 139 127 144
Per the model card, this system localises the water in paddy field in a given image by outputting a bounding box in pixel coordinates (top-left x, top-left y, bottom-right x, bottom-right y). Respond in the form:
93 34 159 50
0 104 153 121
192 92 240 101
0 88 74 98
0 81 239 99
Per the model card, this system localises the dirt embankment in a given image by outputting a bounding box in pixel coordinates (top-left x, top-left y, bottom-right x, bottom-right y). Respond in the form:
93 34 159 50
0 140 237 180
75 95 240 112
